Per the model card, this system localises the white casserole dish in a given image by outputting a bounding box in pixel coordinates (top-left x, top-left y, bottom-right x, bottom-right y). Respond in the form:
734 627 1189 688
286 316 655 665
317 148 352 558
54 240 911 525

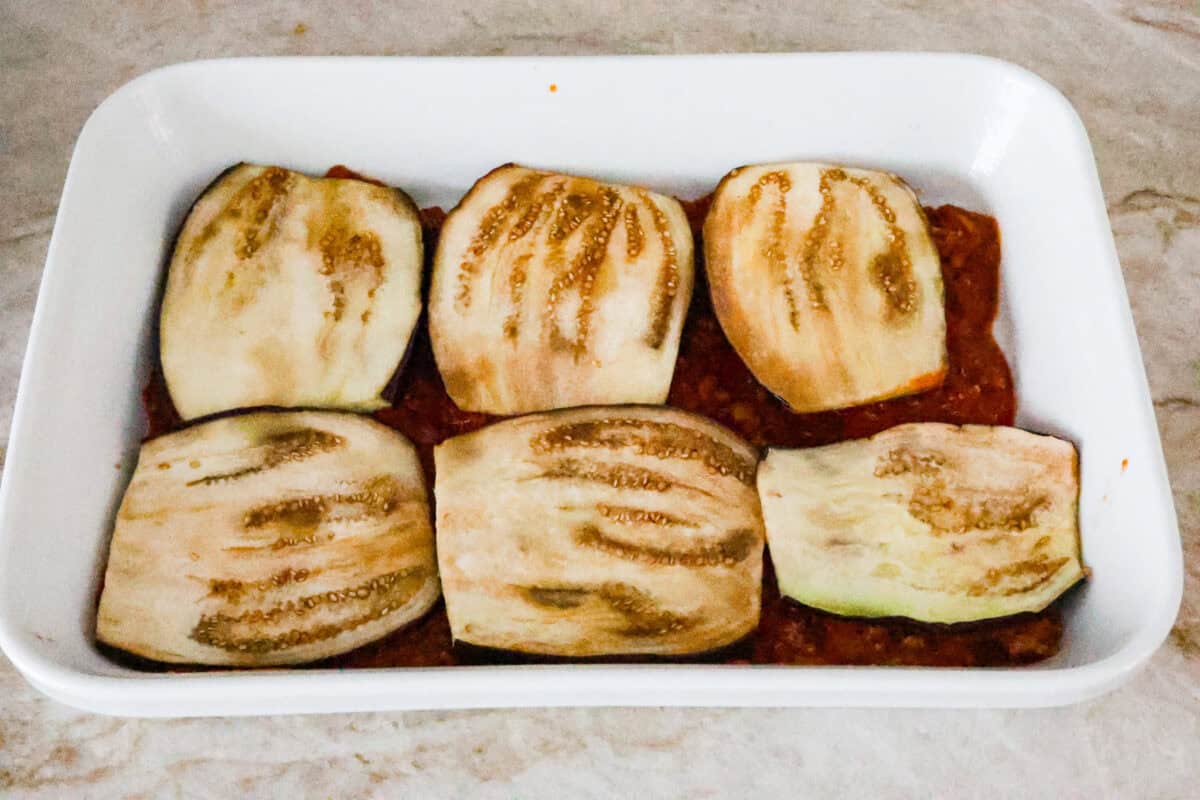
0 54 1181 716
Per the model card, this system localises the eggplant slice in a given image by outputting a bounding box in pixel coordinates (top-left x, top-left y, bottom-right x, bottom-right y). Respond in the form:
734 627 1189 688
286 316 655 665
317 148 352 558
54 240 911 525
434 406 764 656
757 423 1086 624
160 164 423 420
704 162 947 413
97 411 438 666
429 164 695 415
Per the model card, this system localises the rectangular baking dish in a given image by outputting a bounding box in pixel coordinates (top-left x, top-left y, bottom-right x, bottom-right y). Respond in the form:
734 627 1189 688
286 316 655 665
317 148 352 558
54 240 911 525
0 54 1181 716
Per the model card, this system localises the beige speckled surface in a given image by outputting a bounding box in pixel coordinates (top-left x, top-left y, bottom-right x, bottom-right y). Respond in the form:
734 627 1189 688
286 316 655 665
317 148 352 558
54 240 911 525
1 1 1197 796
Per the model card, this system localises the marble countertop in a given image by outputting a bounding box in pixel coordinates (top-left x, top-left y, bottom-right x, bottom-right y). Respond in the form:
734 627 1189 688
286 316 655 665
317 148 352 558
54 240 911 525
1 1 1197 796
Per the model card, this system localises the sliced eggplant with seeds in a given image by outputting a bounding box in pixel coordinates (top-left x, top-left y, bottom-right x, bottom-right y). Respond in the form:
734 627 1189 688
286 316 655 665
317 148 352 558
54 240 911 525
97 411 438 666
429 164 695 415
160 164 423 420
704 162 947 413
434 406 764 657
757 423 1086 624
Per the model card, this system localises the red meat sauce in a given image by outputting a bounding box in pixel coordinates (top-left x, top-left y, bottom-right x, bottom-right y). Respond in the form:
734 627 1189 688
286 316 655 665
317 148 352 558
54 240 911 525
118 167 1062 672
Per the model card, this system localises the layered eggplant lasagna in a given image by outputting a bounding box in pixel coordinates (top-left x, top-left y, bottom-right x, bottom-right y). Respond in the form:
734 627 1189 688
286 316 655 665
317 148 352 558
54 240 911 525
98 161 1086 670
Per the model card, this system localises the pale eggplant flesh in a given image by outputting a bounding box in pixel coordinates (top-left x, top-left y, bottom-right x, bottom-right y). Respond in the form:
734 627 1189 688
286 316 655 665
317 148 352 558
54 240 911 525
704 162 947 413
757 423 1086 624
160 164 423 421
434 406 764 656
96 411 439 666
429 165 695 415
